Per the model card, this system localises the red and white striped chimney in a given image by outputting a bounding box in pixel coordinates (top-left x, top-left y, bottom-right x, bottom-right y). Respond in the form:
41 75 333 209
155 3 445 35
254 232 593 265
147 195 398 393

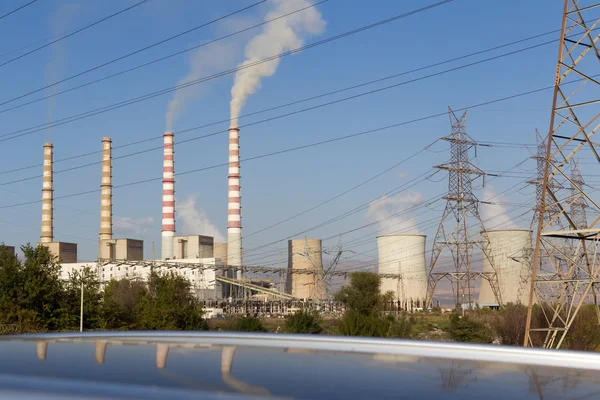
161 132 175 260
40 142 53 243
227 125 242 276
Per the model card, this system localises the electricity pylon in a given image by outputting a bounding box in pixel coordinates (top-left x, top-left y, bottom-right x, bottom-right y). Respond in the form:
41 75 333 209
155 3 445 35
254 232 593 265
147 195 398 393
524 0 600 349
426 107 501 308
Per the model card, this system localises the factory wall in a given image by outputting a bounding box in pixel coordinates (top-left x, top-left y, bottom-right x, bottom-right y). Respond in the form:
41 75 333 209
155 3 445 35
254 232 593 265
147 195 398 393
478 230 532 306
214 242 228 266
286 239 326 300
377 235 428 307
40 242 78 263
174 235 214 259
0 246 15 257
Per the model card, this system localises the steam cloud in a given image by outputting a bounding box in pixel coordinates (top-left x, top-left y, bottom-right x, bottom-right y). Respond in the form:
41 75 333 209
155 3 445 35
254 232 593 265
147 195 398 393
481 186 518 230
366 192 424 235
178 194 225 242
165 43 235 131
229 0 326 123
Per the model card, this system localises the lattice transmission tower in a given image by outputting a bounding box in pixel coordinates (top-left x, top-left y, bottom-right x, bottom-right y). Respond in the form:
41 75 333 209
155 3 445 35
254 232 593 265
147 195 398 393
426 107 501 308
524 0 600 349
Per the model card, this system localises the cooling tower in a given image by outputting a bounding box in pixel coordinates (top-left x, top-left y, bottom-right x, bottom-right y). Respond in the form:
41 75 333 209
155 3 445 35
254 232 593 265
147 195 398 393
286 239 326 300
478 230 532 306
377 235 428 307
227 126 242 277
99 137 113 258
40 143 53 243
161 132 175 260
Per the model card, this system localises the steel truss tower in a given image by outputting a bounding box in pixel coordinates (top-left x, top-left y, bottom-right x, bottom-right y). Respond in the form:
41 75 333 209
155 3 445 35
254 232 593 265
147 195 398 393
426 107 501 308
524 0 600 349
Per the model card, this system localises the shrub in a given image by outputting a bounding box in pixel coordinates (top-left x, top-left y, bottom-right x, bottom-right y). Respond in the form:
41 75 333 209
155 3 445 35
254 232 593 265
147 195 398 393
387 315 413 338
448 313 493 343
494 303 527 346
564 305 600 351
231 316 267 332
337 311 391 337
284 309 322 334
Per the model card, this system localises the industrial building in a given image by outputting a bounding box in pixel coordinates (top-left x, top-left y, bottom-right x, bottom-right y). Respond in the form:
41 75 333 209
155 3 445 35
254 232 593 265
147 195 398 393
377 234 428 308
0 246 15 257
286 239 326 300
478 230 533 306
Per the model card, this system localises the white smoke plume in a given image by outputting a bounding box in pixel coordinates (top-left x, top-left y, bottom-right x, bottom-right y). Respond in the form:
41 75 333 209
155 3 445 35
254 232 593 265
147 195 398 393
366 192 424 235
481 186 518 230
113 216 154 237
229 0 326 122
165 42 235 131
178 194 225 242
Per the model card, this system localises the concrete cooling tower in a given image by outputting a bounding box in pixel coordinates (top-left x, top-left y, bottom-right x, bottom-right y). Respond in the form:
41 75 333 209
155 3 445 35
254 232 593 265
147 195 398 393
286 239 326 300
377 235 428 307
478 230 532 306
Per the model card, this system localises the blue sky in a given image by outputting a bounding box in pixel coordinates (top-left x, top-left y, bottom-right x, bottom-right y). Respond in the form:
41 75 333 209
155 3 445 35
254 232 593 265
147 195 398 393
0 0 567 274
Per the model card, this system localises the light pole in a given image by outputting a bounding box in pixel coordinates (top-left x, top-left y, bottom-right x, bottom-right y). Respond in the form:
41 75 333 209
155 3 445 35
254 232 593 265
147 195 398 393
80 278 84 332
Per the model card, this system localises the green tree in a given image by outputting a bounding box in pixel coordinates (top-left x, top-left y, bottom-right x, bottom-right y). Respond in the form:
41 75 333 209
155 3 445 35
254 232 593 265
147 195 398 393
0 245 66 331
335 272 407 337
334 272 384 316
135 272 207 330
60 267 103 331
284 309 322 334
99 278 146 330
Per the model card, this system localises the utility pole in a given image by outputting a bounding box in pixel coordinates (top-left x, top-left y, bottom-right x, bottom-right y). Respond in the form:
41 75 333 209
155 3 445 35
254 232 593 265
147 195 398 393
426 107 501 308
524 0 600 349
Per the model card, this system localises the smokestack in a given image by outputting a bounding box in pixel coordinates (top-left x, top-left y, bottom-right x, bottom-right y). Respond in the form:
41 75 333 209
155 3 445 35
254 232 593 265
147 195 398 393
99 137 112 258
162 132 175 260
40 143 53 243
227 126 242 278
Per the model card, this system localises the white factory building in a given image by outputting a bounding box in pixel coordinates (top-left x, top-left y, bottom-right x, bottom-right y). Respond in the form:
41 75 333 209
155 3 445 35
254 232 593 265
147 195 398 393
60 258 224 300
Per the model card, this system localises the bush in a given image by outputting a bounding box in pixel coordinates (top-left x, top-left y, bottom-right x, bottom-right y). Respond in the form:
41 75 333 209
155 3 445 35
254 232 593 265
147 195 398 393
284 309 322 334
564 305 600 351
387 315 413 338
231 316 267 332
448 313 493 343
337 311 391 337
494 303 527 346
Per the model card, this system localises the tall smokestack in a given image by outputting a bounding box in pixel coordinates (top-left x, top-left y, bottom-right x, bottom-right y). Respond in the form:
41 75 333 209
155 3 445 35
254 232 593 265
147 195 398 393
227 126 242 278
99 137 112 258
40 143 53 243
162 132 175 260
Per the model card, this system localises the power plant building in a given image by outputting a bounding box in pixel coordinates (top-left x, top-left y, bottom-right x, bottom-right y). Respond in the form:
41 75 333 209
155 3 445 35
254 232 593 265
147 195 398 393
478 229 533 306
377 234 428 308
286 239 326 300
174 235 213 259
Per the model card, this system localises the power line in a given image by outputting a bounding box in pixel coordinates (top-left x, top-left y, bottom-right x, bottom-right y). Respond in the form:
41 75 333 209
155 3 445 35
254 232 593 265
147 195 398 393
0 27 560 176
0 0 268 107
0 0 456 143
0 41 560 185
0 5 554 116
0 83 558 203
0 0 152 68
0 0 38 21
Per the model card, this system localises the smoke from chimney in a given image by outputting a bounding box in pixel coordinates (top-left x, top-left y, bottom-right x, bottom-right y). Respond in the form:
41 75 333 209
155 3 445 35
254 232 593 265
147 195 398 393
227 126 242 274
162 132 175 259
99 137 113 258
40 142 53 243
229 0 326 123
